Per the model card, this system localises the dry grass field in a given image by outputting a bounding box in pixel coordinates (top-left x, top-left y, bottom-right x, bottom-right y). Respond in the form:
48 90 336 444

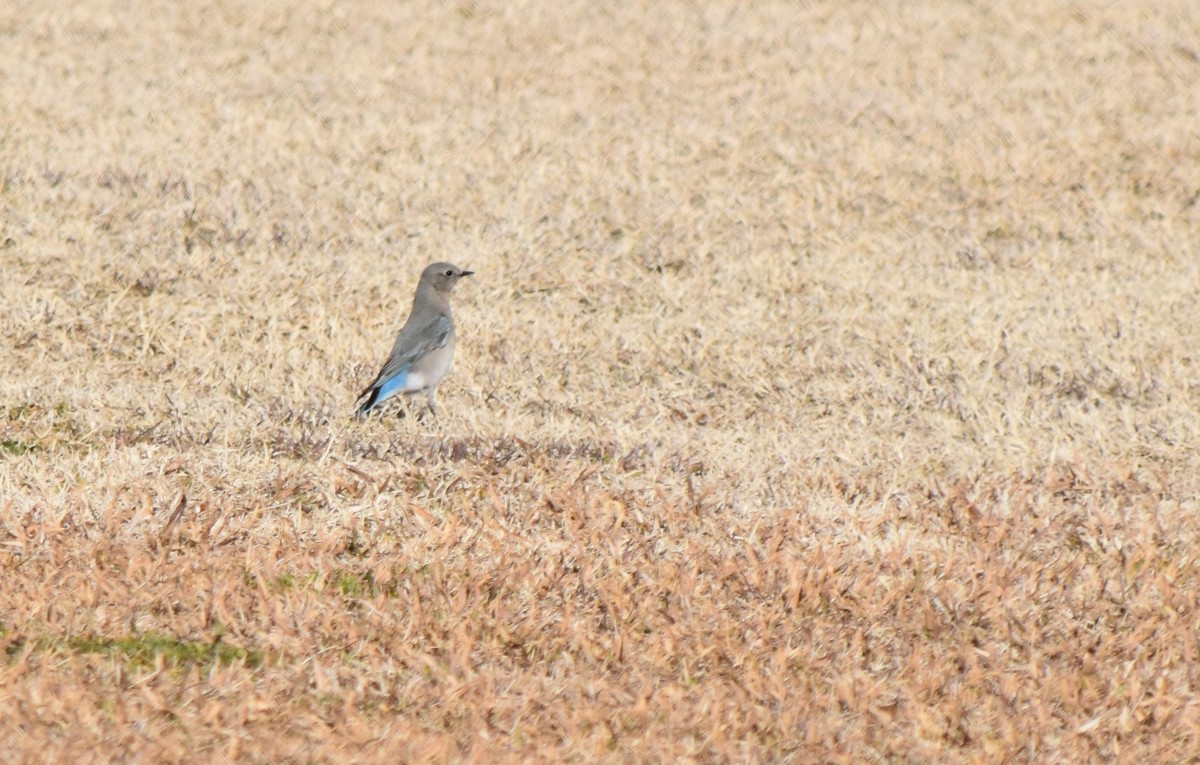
3 0 1200 761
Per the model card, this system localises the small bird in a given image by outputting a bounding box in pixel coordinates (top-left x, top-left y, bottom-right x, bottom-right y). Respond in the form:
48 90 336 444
355 261 473 418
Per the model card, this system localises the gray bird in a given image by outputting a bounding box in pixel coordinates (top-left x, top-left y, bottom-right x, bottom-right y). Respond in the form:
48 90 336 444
355 262 473 418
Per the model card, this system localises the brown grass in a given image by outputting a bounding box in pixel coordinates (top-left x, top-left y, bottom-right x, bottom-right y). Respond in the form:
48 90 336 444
3 0 1200 761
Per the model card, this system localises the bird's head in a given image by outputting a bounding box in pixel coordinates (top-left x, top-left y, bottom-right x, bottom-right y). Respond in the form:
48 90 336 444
422 262 474 293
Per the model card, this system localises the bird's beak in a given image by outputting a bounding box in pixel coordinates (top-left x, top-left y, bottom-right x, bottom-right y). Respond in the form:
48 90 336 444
461 270 474 277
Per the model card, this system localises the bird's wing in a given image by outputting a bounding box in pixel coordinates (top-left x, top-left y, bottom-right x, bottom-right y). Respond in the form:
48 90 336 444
362 313 452 394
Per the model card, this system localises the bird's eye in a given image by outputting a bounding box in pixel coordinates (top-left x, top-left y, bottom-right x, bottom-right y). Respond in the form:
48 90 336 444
444 269 454 277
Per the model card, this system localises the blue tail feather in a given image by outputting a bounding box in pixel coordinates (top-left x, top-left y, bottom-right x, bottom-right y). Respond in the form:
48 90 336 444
357 370 409 417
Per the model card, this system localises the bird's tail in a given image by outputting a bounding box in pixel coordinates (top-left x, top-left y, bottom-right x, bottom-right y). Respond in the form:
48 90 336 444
354 386 380 418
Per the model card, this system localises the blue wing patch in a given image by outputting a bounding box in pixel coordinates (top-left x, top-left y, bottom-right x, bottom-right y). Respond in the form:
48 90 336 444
377 369 410 401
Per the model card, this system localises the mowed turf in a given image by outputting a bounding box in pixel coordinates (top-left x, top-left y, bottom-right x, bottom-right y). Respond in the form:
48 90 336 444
3 1 1200 761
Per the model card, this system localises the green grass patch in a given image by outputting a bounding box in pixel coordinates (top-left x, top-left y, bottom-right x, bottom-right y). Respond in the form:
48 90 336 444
70 634 262 668
1 439 38 455
334 570 372 597
267 569 395 598
6 632 262 669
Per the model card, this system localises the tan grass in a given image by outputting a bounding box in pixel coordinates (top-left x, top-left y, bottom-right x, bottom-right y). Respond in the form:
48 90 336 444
3 0 1200 761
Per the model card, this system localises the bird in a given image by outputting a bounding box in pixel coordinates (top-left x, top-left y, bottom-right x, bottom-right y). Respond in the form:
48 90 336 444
355 261 473 418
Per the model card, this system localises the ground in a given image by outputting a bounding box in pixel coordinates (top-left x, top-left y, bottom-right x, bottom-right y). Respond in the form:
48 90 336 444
3 1 1200 762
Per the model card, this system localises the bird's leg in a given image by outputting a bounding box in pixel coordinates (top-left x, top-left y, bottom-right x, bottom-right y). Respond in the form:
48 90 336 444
425 388 439 418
